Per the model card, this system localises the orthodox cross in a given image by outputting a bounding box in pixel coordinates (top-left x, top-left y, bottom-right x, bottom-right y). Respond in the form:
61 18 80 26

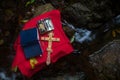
41 32 60 65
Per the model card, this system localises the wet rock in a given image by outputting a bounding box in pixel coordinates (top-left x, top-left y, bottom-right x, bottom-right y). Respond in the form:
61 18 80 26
32 71 86 80
0 69 24 80
62 0 120 30
89 40 120 80
0 0 120 80
62 2 91 27
43 72 86 80
33 4 54 17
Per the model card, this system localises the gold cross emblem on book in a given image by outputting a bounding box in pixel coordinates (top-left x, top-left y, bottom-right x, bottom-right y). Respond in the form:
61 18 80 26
41 32 60 65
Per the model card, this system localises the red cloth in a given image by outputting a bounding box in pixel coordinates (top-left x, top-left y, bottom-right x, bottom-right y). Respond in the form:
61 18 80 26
12 10 73 77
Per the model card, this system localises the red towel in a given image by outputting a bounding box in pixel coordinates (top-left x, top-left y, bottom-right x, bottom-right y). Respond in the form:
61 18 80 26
12 10 73 77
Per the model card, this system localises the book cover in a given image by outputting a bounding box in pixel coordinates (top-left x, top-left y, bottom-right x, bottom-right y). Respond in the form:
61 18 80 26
20 28 42 59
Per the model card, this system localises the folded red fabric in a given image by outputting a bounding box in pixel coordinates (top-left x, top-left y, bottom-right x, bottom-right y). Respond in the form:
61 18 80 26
12 10 73 77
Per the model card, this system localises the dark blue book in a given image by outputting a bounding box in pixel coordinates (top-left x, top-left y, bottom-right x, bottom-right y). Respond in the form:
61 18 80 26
20 28 42 59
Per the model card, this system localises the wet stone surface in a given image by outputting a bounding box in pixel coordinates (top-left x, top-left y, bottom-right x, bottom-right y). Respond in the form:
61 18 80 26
89 40 120 80
0 0 120 80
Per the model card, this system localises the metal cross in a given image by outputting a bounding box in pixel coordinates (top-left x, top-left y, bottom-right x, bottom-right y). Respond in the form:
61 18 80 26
41 32 60 65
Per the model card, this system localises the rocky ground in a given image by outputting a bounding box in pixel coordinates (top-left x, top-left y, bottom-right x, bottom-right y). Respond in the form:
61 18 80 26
0 0 120 80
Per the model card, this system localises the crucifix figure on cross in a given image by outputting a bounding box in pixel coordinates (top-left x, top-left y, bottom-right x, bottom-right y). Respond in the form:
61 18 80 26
41 32 60 65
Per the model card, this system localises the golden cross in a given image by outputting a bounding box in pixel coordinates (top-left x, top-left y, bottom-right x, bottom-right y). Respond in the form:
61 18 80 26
41 32 60 65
